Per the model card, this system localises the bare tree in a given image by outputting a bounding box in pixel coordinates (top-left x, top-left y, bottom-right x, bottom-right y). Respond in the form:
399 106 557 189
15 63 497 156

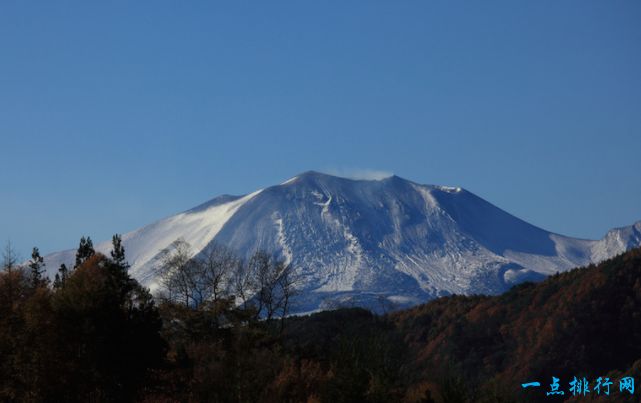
232 257 253 311
157 240 242 310
244 251 299 322
249 251 277 319
276 263 298 332
156 241 299 325
2 240 19 273
157 238 197 306
200 243 237 305
1 240 26 305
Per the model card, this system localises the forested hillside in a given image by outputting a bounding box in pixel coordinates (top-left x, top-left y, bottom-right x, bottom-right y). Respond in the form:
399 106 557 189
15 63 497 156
2 237 640 402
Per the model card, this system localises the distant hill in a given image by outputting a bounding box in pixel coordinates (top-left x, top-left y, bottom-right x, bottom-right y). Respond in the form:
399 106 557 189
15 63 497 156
268 247 641 402
387 246 641 401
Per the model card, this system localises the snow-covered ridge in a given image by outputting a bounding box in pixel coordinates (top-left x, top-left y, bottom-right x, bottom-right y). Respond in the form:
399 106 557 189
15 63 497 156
44 189 263 289
43 171 641 313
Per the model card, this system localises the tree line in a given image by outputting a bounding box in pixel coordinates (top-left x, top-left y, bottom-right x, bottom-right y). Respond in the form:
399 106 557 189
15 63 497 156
6 235 639 402
0 236 302 402
0 236 162 402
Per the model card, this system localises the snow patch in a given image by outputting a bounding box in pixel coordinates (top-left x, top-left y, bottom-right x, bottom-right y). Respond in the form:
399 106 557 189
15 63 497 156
125 189 263 273
274 215 293 266
280 176 298 185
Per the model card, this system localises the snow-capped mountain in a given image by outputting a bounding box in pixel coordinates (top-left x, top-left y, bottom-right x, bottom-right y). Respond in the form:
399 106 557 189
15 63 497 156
43 171 641 313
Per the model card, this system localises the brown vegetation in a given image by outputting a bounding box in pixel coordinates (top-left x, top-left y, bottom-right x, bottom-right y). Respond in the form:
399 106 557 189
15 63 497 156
2 238 641 402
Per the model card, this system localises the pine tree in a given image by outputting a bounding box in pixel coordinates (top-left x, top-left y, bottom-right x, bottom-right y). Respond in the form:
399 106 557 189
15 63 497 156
28 247 45 288
109 234 134 303
75 237 86 268
53 263 68 289
74 236 95 269
110 234 129 271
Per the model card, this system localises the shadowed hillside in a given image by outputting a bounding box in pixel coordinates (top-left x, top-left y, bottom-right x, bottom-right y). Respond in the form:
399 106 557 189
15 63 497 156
276 248 641 402
2 240 641 402
392 247 641 402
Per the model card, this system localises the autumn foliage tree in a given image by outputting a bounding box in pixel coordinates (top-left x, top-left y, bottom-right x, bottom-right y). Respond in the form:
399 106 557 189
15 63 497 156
0 237 164 402
3 231 641 403
50 253 164 401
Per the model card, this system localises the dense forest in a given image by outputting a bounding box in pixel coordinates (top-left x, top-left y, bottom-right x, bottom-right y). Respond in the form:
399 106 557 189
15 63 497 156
1 237 640 402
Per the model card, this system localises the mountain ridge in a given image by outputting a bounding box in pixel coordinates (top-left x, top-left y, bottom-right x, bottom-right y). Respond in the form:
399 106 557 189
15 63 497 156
42 172 641 313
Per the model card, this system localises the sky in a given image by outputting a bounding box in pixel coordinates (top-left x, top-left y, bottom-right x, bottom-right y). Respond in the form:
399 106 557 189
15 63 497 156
1 1 640 258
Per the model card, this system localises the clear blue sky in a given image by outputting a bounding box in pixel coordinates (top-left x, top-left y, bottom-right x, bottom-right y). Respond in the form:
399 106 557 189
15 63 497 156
1 1 640 258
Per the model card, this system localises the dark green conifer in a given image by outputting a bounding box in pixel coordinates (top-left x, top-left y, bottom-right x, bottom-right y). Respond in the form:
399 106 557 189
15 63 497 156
110 234 129 271
28 247 45 288
53 263 68 289
74 236 95 269
109 234 132 300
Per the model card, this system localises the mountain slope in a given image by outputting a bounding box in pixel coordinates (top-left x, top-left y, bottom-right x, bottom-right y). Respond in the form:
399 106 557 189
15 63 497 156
43 171 641 313
391 246 641 402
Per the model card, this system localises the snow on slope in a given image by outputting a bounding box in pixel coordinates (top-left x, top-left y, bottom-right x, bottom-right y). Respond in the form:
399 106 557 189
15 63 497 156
44 189 263 290
43 171 641 313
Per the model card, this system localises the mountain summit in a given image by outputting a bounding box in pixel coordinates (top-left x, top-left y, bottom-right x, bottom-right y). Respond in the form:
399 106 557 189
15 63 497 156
44 172 641 313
